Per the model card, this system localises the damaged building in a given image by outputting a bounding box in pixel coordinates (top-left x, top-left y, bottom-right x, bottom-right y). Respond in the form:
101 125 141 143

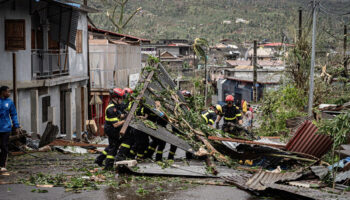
0 0 97 139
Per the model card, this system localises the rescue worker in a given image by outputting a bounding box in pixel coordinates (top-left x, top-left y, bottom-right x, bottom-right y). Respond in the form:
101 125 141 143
129 104 150 160
201 104 222 128
216 95 243 134
181 90 195 109
94 88 125 170
144 101 168 161
115 96 149 161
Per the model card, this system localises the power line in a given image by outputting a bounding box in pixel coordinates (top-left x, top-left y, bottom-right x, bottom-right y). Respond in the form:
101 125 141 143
319 2 350 16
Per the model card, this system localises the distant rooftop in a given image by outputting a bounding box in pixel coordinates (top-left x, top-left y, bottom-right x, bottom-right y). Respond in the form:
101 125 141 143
88 25 150 43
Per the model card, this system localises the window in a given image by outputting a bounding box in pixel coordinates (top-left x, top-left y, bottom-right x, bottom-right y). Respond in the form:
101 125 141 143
5 19 26 50
42 96 51 122
48 31 59 50
76 30 82 53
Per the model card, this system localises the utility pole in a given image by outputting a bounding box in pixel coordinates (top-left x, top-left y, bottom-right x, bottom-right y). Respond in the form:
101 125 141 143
307 0 317 117
298 8 302 40
344 25 348 77
204 55 208 107
253 40 257 102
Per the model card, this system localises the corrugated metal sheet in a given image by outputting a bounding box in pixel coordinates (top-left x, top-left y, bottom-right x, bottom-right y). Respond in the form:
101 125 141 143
286 120 333 158
245 170 302 191
310 166 328 179
268 183 348 200
335 170 350 182
129 121 194 153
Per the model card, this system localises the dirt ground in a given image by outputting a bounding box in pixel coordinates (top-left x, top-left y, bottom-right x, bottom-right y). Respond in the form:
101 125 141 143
0 151 280 200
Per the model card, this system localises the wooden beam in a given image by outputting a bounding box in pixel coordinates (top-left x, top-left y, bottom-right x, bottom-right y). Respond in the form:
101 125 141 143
208 136 286 149
119 67 157 135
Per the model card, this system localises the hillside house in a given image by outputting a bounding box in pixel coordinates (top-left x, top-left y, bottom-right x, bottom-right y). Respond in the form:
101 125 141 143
88 26 149 134
0 0 97 139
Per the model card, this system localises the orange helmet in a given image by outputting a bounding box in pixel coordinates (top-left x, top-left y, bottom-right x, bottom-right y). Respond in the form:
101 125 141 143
110 88 125 98
225 95 234 102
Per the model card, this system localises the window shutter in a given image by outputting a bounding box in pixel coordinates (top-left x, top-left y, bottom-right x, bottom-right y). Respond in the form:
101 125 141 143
5 19 26 50
76 30 82 53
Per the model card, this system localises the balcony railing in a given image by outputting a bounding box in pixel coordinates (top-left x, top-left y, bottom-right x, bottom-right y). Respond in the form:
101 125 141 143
31 50 69 79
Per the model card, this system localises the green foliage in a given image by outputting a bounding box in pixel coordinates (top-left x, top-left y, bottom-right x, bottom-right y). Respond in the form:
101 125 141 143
318 112 350 149
258 85 307 136
193 38 209 62
285 36 311 91
142 119 158 130
136 186 149 196
25 173 66 186
147 55 160 66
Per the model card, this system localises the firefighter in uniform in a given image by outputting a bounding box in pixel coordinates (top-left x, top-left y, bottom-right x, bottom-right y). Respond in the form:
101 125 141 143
115 93 150 161
201 104 222 128
144 101 169 161
94 88 125 170
216 95 243 134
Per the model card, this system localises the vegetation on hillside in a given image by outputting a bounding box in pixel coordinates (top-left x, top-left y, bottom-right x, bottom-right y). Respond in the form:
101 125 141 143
85 0 349 48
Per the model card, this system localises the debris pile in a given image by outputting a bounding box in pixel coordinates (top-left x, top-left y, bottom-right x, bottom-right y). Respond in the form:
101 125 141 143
7 61 350 199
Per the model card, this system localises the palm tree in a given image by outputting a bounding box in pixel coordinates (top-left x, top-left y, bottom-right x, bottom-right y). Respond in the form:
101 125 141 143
193 38 209 106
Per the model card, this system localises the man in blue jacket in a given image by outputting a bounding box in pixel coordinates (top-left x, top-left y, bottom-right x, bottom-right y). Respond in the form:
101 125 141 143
0 86 20 172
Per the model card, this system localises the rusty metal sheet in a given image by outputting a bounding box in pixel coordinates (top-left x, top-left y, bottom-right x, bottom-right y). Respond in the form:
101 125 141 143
286 121 333 158
245 170 302 191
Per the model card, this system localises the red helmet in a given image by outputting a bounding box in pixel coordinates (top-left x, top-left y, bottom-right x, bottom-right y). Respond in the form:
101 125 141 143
110 88 125 98
124 88 133 94
225 95 234 102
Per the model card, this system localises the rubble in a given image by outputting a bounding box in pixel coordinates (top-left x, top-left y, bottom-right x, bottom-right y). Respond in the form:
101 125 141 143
244 170 303 191
39 122 59 148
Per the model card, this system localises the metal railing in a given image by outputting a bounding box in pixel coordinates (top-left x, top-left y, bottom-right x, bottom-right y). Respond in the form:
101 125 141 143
31 50 69 79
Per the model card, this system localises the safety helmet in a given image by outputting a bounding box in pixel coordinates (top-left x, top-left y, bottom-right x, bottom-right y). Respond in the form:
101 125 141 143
181 90 191 97
110 88 125 98
215 104 222 114
124 88 133 94
225 95 234 102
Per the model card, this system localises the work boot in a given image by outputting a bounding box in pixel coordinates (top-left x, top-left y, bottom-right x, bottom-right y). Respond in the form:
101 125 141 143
104 159 114 171
94 155 106 167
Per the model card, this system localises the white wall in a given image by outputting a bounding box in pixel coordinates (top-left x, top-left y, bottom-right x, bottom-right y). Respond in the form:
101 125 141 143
17 90 31 131
0 0 32 82
69 13 88 77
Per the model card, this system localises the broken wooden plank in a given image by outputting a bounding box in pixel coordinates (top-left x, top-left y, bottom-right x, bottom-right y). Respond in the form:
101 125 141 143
208 136 286 149
120 68 156 135
48 139 108 147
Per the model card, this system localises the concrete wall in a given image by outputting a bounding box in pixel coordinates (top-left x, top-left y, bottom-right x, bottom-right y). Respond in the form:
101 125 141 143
0 0 32 82
17 80 88 136
0 0 89 138
226 70 283 83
